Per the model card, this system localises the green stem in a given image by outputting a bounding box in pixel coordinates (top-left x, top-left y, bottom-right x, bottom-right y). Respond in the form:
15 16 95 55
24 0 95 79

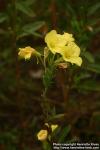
42 87 50 122
41 52 56 122
38 55 44 68
42 140 52 150
42 56 51 122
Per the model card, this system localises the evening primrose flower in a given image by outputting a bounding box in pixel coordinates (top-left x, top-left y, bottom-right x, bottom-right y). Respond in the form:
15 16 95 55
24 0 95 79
51 124 58 132
18 46 40 60
37 129 48 141
45 30 74 54
45 123 58 132
37 123 58 141
61 42 82 66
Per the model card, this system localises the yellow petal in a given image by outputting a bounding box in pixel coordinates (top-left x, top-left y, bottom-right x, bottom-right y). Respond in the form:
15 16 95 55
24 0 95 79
37 129 48 141
61 43 82 66
63 32 75 43
45 30 57 54
45 30 75 54
63 57 82 66
45 30 57 44
68 42 80 56
51 124 58 132
61 42 80 57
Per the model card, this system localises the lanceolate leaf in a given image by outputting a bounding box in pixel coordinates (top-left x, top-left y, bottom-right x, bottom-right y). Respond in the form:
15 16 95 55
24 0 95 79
83 51 95 63
83 63 100 74
0 13 8 23
16 1 35 17
75 80 100 92
22 22 45 33
87 2 100 16
17 21 45 38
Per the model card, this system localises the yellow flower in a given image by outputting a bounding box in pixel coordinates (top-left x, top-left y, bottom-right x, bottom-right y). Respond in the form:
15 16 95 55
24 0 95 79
61 42 82 66
18 46 39 60
37 129 48 141
45 30 74 54
51 124 58 132
45 123 58 132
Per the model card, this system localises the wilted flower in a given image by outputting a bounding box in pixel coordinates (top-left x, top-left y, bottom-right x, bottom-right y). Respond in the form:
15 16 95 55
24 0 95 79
18 46 40 60
45 30 74 54
45 123 49 127
37 129 48 141
58 62 68 69
61 42 82 66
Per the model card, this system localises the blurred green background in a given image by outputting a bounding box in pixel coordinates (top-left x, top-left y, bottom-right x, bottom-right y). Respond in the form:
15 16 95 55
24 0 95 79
0 0 100 149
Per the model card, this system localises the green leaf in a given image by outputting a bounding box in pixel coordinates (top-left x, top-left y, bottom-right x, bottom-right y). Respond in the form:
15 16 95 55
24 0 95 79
18 21 45 38
23 0 36 6
22 21 45 32
87 2 100 16
0 13 8 23
66 3 76 15
75 80 100 91
88 18 100 26
74 72 91 84
16 1 35 17
71 18 81 32
83 51 95 63
58 125 71 142
32 32 42 37
42 141 52 150
49 114 65 121
83 63 100 73
43 68 54 88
